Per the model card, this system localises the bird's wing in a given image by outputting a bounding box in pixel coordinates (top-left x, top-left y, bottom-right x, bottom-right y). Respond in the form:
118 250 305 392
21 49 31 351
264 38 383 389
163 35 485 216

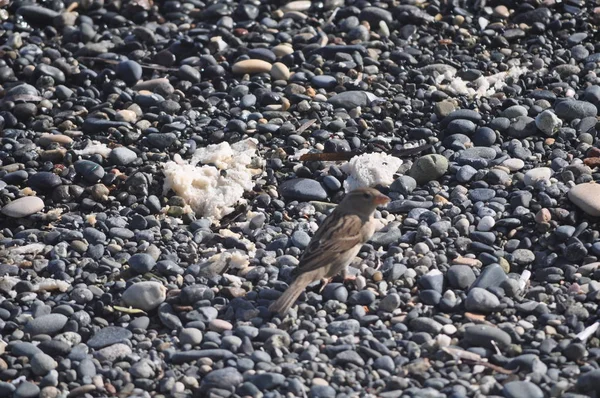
294 212 365 275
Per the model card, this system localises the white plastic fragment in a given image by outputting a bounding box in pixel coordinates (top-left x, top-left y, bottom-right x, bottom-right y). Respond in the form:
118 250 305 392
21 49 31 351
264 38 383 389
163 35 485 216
518 270 531 292
576 321 600 342
162 138 263 221
340 152 402 192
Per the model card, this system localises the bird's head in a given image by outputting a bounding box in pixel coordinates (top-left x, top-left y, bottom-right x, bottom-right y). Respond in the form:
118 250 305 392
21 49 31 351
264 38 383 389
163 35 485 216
339 187 390 218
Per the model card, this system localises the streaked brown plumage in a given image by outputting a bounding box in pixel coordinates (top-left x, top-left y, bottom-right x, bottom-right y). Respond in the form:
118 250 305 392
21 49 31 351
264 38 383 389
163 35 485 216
269 187 390 315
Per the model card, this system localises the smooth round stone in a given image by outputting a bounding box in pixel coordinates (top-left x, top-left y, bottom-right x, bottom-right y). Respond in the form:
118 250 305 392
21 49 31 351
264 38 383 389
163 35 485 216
117 60 143 85
271 62 290 81
38 133 73 147
555 100 598 121
129 253 156 273
94 343 132 362
180 328 203 346
328 91 377 109
202 368 243 390
408 154 449 185
322 283 348 303
469 188 496 202
501 105 528 118
472 127 496 146
25 314 68 336
291 230 310 249
280 178 327 201
178 65 201 83
410 317 443 334
523 167 552 186
502 158 524 171
465 287 500 313
1 196 44 218
577 369 600 393
360 6 393 23
379 293 400 312
74 160 105 183
14 381 39 398
464 325 511 348
109 147 137 166
456 165 477 183
209 319 233 332
477 216 495 232
512 249 535 265
457 147 497 163
569 183 600 216
232 60 272 74
272 44 294 57
36 64 65 84
446 119 476 135
121 281 166 311
312 75 337 89
508 116 537 138
28 171 61 191
248 48 277 63
535 109 562 136
471 263 507 289
391 175 417 194
87 326 133 349
503 381 544 398
30 353 57 376
447 265 476 289
280 0 311 12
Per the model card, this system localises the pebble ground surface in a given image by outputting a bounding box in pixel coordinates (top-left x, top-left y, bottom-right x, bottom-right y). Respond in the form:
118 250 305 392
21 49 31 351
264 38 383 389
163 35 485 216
3 1 600 398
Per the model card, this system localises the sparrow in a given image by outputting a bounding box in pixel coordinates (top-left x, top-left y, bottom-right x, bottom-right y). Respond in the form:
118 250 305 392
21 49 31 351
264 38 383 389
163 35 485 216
269 187 390 315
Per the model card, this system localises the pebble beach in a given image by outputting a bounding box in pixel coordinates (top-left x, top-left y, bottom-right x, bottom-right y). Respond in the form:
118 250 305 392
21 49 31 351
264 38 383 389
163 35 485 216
2 1 600 397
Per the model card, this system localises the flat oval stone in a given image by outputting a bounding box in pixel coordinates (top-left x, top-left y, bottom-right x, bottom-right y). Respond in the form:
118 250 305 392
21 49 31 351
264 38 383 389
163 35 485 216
555 100 597 121
569 183 600 216
122 281 166 311
524 167 552 186
503 381 544 398
232 60 272 74
74 160 105 183
87 326 133 349
464 325 511 348
279 178 328 201
25 314 68 336
1 196 44 218
28 171 61 191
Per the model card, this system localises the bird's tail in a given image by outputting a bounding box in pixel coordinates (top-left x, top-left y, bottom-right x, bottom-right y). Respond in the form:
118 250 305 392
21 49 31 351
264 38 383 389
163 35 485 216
269 275 312 316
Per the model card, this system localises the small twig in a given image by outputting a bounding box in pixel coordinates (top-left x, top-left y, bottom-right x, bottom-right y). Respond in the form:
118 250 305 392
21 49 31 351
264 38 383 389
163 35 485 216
326 7 340 25
296 119 317 135
300 152 357 162
77 57 179 72
65 1 78 12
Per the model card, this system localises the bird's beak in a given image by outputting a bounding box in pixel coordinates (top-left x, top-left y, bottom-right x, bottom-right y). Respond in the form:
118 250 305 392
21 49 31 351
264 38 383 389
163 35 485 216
374 193 391 206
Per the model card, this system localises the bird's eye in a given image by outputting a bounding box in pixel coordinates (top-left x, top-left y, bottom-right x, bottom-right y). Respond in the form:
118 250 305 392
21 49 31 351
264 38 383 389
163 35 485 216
363 192 371 199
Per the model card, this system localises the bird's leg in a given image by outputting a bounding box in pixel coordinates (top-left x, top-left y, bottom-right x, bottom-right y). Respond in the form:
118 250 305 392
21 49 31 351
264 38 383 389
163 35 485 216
318 277 333 293
341 268 357 282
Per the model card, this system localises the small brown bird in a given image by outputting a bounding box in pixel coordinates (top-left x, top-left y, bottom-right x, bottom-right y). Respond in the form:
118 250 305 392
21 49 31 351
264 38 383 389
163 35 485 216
269 187 390 315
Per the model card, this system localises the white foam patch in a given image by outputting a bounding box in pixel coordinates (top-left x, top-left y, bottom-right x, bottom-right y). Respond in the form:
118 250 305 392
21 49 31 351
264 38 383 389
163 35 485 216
439 66 529 98
74 141 112 158
340 153 402 192
162 139 263 222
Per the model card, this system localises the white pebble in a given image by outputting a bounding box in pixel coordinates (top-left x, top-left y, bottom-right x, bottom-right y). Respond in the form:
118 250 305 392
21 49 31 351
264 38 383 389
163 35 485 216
477 216 495 232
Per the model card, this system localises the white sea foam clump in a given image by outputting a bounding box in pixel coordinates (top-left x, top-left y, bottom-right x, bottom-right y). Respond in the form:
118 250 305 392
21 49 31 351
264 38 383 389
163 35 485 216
340 152 403 192
162 138 262 222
